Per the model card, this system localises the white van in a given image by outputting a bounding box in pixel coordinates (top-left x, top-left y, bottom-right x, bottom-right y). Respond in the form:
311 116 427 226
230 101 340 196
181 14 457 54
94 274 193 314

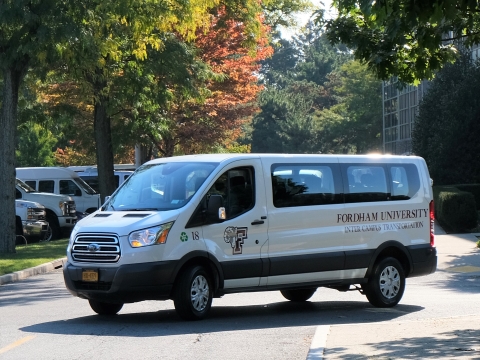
74 167 133 193
63 154 437 320
16 178 77 239
16 167 101 214
15 199 49 242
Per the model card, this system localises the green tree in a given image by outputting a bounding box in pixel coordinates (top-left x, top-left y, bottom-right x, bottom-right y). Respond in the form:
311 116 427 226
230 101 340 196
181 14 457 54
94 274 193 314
0 0 80 253
16 123 57 166
251 27 352 153
325 60 383 154
412 52 480 185
324 0 480 83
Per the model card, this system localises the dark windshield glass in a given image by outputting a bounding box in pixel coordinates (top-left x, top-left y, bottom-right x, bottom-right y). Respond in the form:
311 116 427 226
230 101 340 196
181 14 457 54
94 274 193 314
16 179 35 193
106 162 218 211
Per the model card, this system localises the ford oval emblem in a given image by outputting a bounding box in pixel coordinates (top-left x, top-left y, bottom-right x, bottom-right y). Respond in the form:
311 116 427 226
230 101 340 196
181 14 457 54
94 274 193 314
88 243 101 252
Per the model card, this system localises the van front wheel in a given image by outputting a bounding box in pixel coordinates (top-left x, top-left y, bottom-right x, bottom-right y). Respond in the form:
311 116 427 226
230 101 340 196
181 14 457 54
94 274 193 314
89 300 123 315
174 266 212 321
281 288 316 302
46 213 61 240
363 257 405 308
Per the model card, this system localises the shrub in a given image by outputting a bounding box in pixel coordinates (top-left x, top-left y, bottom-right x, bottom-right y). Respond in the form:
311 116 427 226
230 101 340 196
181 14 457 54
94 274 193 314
434 186 477 232
455 184 480 210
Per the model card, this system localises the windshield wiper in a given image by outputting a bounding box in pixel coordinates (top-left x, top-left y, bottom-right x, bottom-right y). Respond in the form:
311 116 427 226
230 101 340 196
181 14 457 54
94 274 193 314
122 208 158 211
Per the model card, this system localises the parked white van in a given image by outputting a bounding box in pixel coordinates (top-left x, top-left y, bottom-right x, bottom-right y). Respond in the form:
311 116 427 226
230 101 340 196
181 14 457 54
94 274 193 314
15 199 49 242
74 167 133 193
16 167 101 214
63 154 437 320
16 178 77 239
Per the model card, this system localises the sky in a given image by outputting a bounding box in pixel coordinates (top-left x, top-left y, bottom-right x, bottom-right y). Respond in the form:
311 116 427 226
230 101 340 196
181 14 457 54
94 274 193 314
280 0 335 39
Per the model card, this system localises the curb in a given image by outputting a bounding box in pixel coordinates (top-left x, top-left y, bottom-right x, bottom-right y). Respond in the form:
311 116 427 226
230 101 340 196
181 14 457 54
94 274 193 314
0 257 67 286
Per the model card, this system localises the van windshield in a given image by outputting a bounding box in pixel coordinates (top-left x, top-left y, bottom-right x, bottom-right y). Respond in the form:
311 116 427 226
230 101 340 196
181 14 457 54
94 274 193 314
74 177 97 195
105 162 218 211
16 178 36 193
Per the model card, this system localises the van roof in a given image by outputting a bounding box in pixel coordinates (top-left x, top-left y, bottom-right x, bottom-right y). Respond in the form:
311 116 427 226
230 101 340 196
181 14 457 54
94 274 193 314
144 153 423 165
16 167 80 179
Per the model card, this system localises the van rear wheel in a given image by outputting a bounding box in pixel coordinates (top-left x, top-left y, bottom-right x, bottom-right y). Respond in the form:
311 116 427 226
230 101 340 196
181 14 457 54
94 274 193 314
89 300 123 315
174 265 212 321
363 257 405 307
281 288 316 302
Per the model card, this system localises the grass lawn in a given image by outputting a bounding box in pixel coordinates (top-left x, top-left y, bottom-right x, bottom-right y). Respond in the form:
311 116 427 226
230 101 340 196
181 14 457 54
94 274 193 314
0 239 69 276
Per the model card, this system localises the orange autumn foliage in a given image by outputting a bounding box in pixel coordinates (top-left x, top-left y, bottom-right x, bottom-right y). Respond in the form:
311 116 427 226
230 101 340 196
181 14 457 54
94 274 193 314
150 9 273 155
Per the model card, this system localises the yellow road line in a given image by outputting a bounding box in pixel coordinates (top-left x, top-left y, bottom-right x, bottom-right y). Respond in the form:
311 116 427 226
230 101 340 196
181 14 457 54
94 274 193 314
445 265 480 273
0 335 36 355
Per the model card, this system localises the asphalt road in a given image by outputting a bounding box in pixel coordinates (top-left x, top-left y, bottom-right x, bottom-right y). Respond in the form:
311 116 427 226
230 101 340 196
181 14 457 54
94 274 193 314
1 228 479 359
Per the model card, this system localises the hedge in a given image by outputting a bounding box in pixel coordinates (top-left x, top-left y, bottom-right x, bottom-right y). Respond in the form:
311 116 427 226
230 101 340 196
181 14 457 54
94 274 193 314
433 186 477 232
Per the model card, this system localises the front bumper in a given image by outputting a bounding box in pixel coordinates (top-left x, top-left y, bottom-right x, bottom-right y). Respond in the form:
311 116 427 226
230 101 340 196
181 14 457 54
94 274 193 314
22 220 49 239
57 216 77 229
63 260 177 303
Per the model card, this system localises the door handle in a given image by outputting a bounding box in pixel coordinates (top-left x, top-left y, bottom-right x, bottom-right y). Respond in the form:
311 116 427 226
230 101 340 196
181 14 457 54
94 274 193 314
251 220 264 225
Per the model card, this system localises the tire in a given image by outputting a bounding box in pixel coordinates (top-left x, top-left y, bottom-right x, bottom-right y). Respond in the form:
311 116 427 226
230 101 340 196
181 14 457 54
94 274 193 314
41 225 53 242
89 300 123 315
363 257 405 308
174 265 213 320
280 288 317 302
15 216 23 236
46 213 61 240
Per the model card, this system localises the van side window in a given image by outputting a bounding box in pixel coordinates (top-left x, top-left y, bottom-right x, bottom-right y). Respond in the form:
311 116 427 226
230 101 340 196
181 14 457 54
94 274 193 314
207 167 254 219
16 189 22 199
345 165 388 203
271 164 342 207
389 164 420 200
60 180 82 197
25 181 36 189
39 180 54 193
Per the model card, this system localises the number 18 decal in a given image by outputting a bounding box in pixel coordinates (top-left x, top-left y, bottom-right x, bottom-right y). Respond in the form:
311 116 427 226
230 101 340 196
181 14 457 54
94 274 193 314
191 231 200 240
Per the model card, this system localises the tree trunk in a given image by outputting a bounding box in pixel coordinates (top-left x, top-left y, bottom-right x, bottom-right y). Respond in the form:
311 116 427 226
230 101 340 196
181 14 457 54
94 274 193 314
93 90 116 203
0 65 27 253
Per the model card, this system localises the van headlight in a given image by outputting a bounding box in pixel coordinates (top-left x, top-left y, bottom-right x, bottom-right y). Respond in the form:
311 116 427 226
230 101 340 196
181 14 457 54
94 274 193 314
129 222 174 248
59 201 68 215
69 224 80 248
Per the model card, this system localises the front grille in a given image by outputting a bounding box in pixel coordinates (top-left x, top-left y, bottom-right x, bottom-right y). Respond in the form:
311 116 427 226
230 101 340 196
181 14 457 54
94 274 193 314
73 281 112 291
31 208 46 221
71 233 120 263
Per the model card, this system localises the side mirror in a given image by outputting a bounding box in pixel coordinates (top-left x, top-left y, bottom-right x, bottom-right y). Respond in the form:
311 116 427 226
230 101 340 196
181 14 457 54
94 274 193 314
207 194 226 222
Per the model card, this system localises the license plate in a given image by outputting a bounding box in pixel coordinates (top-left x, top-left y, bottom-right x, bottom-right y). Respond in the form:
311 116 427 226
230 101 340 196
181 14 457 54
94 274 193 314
82 269 98 282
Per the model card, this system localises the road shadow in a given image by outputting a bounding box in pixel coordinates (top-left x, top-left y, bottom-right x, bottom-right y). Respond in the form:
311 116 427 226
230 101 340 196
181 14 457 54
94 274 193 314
19 301 423 337
0 273 72 307
324 328 480 359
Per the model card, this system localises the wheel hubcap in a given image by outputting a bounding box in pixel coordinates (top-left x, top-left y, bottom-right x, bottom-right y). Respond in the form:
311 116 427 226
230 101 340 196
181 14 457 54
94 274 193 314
379 266 400 299
190 275 209 311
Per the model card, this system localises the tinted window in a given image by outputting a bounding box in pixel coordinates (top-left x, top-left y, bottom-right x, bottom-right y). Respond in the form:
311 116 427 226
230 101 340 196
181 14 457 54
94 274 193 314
207 167 254 219
344 165 388 203
80 176 99 192
60 180 81 196
271 164 342 207
25 181 36 189
389 164 420 200
187 167 255 227
39 180 54 193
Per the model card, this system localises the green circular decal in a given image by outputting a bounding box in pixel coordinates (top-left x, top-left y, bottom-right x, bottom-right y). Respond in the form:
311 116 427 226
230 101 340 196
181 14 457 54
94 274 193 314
180 232 188 242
